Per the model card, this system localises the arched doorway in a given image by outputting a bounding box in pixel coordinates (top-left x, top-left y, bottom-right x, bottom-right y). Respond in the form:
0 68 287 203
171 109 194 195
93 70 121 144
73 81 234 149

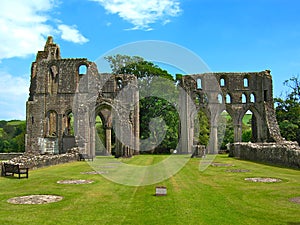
95 114 108 155
219 110 234 150
242 110 253 142
94 105 116 156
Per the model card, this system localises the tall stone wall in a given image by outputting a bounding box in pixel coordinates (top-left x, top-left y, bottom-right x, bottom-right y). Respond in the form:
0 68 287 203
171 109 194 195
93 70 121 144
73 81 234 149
178 70 282 154
229 142 300 169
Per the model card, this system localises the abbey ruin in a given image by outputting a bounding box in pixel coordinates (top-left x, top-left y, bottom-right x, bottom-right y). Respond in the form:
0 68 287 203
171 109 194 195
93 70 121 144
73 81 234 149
25 37 299 168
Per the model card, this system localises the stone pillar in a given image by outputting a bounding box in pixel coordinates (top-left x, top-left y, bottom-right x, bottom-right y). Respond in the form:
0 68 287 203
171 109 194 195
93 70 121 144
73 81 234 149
208 125 218 154
234 123 242 143
133 89 140 155
179 87 192 154
105 127 112 154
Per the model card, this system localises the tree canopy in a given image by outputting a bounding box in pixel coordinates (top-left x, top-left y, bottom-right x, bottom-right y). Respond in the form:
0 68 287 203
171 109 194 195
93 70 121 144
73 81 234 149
275 76 300 144
105 54 179 153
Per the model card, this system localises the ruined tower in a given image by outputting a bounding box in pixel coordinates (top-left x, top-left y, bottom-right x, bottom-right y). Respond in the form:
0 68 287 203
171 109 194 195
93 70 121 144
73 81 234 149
26 37 139 157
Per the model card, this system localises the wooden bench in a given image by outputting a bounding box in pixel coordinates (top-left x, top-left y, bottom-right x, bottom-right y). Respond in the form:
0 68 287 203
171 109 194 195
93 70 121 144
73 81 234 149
2 163 29 179
78 153 93 161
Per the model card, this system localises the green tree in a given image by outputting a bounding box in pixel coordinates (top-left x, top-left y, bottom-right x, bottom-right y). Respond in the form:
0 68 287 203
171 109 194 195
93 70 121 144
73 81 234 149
275 76 300 144
0 121 26 152
106 55 178 153
220 116 234 149
196 109 210 146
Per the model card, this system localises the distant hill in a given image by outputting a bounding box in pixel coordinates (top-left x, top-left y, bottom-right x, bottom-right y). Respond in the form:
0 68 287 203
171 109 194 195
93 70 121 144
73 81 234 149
0 120 26 153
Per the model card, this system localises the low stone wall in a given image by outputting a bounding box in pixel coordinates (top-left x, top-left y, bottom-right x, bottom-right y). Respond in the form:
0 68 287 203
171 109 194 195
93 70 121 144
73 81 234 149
1 148 80 170
229 142 300 169
0 153 24 160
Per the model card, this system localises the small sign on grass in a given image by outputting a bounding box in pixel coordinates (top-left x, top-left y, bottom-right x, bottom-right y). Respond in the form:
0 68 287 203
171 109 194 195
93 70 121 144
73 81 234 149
155 186 167 196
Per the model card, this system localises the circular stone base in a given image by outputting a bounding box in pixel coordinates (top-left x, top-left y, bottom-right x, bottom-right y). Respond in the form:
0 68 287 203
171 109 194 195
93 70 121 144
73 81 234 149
226 169 251 173
290 197 300 204
57 180 94 184
245 177 282 183
7 195 63 204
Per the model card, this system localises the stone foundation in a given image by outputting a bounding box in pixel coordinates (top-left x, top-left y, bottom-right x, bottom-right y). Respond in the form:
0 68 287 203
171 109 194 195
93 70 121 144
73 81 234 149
229 142 300 169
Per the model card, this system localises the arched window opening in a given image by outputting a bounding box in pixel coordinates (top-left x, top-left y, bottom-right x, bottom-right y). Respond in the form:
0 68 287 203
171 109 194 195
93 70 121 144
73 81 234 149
218 94 223 103
226 94 231 104
220 78 225 87
79 64 87 75
64 112 74 136
242 110 253 142
197 78 202 89
117 78 123 89
242 94 247 103
250 93 256 103
244 78 249 87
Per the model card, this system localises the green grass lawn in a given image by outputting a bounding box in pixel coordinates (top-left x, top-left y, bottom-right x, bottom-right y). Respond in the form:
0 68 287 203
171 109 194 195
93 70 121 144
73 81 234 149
0 155 299 225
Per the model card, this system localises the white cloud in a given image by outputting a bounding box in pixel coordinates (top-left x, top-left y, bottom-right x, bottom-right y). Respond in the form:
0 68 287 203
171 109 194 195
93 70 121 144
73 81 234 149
58 24 89 44
0 72 29 120
0 0 88 61
91 0 182 30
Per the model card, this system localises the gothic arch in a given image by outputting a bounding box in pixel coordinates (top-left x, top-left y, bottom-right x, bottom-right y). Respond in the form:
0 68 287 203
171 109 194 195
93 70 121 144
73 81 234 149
78 63 88 76
239 105 263 142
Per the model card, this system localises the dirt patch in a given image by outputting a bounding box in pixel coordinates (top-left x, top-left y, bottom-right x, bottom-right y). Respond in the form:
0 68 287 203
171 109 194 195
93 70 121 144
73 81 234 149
7 195 63 204
57 179 94 184
245 177 282 183
290 197 300 204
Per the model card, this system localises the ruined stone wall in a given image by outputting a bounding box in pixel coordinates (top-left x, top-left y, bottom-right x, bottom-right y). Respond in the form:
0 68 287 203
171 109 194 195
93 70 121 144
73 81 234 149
0 153 23 160
26 37 140 158
229 142 300 169
1 150 79 170
179 70 282 154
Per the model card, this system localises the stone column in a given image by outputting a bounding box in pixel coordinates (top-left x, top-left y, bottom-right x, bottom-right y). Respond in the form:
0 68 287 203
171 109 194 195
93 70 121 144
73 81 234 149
133 89 140 155
234 123 242 143
105 127 112 154
208 125 218 154
179 87 192 154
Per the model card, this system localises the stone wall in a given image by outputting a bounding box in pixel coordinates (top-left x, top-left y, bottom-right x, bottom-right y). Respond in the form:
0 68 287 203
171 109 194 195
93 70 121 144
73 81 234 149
229 142 300 169
0 153 23 160
1 148 80 170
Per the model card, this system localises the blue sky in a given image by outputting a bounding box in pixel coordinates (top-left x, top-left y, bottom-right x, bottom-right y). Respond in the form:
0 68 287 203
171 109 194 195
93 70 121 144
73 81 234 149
0 0 300 120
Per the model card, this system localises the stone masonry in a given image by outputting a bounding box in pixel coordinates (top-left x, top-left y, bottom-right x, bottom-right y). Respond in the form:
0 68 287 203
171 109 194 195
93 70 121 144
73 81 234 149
26 37 139 158
178 71 283 154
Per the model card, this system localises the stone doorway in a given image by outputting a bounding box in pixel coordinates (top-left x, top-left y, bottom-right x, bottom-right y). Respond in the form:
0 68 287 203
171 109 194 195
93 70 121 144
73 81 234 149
94 106 115 156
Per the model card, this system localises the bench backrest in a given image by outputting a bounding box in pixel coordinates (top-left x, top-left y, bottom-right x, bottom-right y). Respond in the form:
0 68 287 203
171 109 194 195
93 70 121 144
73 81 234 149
4 163 20 173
